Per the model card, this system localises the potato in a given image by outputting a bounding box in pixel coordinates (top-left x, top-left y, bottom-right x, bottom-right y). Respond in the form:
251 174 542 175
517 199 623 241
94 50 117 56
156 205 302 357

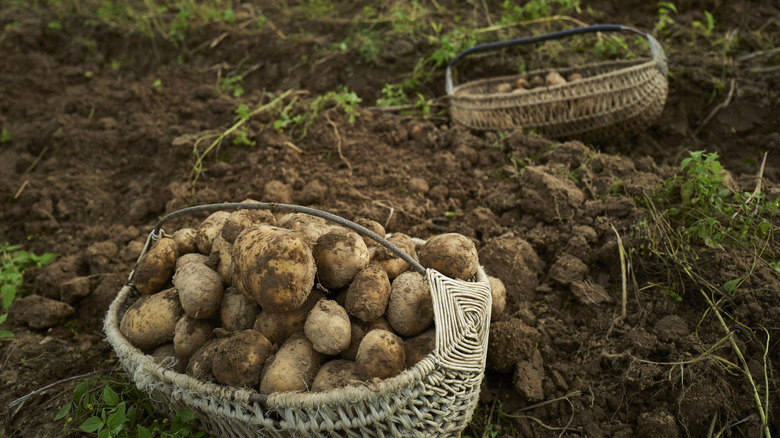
313 228 369 290
545 71 567 86
569 73 583 82
370 233 416 280
253 290 324 346
418 233 479 281
488 276 507 321
150 343 186 373
133 237 178 295
404 328 435 368
304 300 351 355
212 329 273 387
515 78 530 90
345 264 391 322
387 271 433 337
529 75 545 88
186 337 226 382
232 224 315 312
491 83 513 94
259 332 324 394
211 234 233 285
174 315 216 362
196 211 231 255
221 209 277 244
341 316 392 361
173 227 198 255
311 359 361 392
173 262 224 319
277 213 332 248
221 287 260 332
355 329 406 380
175 252 208 270
354 217 385 248
120 287 184 351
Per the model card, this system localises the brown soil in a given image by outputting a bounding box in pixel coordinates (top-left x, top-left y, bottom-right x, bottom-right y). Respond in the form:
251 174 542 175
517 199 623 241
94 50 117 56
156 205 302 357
2 1 779 437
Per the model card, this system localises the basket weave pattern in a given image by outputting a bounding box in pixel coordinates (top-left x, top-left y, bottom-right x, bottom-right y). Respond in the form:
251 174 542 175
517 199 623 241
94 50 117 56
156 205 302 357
105 266 492 437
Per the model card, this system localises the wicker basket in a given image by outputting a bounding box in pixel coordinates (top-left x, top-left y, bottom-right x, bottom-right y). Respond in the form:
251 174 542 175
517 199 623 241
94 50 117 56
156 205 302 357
446 24 668 140
104 203 492 438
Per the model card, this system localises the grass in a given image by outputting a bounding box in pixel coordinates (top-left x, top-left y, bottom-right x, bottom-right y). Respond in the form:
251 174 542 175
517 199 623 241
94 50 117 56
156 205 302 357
0 244 57 338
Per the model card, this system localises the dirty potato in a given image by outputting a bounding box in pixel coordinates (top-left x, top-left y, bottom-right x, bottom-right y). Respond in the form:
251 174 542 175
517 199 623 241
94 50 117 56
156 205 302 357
174 315 216 362
220 286 260 332
404 328 436 368
196 211 231 255
387 271 433 337
277 213 332 248
173 227 198 255
133 237 178 295
545 71 567 86
173 262 224 319
211 234 234 285
221 209 277 244
355 329 406 380
186 337 227 382
150 343 187 373
253 290 324 346
304 299 351 355
311 359 361 392
175 252 208 270
487 275 507 321
345 264 391 322
418 233 479 281
120 287 184 351
212 329 273 388
313 228 369 290
341 316 392 361
354 217 385 248
370 233 417 280
259 332 324 394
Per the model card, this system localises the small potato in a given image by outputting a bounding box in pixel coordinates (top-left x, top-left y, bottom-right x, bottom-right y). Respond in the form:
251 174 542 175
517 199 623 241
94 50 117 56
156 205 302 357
488 276 507 321
211 234 234 285
355 329 406 380
175 253 208 270
173 262 224 319
515 78 530 90
387 271 433 337
311 360 361 392
173 228 198 255
313 228 369 290
545 71 567 87
221 209 277 244
404 329 435 368
370 233 416 280
133 237 178 295
304 300 351 355
354 217 385 248
491 83 513 94
186 338 226 382
418 233 479 281
120 288 184 351
253 290 324 346
569 73 583 82
232 224 315 312
212 330 273 387
277 213 332 248
341 316 392 361
196 211 231 255
529 75 545 88
174 316 215 362
221 287 260 332
345 264 391 322
151 343 187 373
259 332 324 394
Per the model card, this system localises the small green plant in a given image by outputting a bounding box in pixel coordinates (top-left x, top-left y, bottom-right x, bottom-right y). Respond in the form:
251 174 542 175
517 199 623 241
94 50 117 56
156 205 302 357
218 74 245 98
152 79 162 90
691 10 715 43
1 244 57 338
272 87 361 138
654 1 677 34
0 128 11 143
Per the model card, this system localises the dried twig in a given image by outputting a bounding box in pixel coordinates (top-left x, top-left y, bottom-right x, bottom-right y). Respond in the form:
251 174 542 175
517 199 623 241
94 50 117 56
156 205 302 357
324 112 352 176
692 78 736 138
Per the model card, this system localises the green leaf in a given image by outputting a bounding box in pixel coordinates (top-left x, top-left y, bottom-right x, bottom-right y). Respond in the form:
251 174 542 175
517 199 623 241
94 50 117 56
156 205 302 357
176 408 199 423
102 385 119 407
105 402 127 432
724 278 741 293
2 284 17 308
0 329 12 338
79 416 105 433
0 313 7 324
137 425 152 438
54 402 72 421
73 381 89 404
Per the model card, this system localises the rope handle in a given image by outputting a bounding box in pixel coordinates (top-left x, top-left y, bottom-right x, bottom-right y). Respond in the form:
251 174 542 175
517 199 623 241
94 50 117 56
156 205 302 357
445 24 667 94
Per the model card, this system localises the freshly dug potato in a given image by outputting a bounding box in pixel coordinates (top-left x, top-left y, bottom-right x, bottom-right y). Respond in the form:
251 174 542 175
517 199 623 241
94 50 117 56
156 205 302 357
186 337 226 382
491 82 513 94
175 252 208 270
487 276 507 321
313 228 369 290
212 329 273 387
133 237 178 295
529 75 545 88
173 262 224 319
387 271 433 337
221 209 276 244
370 233 416 279
196 211 231 255
277 213 332 248
418 233 479 281
151 343 187 373
311 359 361 392
355 329 406 380
173 228 198 255
304 300 351 355
515 78 531 90
545 71 567 86
259 332 324 394
232 224 315 312
404 329 435 368
341 316 392 361
354 217 385 248
174 315 216 362
120 287 183 351
569 73 583 82
253 290 324 346
211 234 234 285
221 287 260 332
345 264 391 322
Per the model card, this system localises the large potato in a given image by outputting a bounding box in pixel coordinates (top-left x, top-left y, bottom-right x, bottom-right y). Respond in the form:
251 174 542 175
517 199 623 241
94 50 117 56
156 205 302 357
253 290 324 346
304 300 351 355
259 332 324 394
345 264 391 321
221 287 260 332
174 316 216 361
404 328 435 368
173 262 224 319
120 288 183 351
311 359 361 392
196 211 231 255
370 233 416 279
175 252 208 270
221 209 276 244
186 337 226 382
212 330 273 387
313 228 369 290
133 237 178 295
232 224 315 312
173 228 198 255
418 233 479 280
354 217 385 248
487 276 507 321
355 329 406 380
387 271 433 337
341 316 392 361
277 213 332 248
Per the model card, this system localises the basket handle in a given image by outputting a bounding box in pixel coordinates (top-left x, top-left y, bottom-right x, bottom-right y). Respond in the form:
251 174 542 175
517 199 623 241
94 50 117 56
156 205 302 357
445 24 667 94
137 202 425 276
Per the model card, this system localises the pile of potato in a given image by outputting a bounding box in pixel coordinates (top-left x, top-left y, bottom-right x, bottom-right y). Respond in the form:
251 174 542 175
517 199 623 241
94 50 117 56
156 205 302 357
490 71 584 94
119 204 507 395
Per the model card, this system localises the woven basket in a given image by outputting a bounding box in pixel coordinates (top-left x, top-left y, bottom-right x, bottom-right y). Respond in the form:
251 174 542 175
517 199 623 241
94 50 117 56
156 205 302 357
104 203 492 438
446 24 668 140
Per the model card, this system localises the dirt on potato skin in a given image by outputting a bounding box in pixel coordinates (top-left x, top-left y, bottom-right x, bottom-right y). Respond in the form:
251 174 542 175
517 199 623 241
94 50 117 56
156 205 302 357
1 1 780 437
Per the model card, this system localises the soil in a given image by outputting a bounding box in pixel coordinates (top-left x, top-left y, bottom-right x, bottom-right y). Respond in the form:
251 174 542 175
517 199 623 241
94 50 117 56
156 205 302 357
1 1 780 437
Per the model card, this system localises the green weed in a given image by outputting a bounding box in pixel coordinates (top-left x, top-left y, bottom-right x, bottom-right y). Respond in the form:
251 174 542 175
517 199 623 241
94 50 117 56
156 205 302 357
654 1 677 34
0 128 11 143
0 244 57 338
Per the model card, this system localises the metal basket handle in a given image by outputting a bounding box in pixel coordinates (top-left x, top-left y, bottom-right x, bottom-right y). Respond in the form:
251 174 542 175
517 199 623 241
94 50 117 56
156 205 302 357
445 24 667 94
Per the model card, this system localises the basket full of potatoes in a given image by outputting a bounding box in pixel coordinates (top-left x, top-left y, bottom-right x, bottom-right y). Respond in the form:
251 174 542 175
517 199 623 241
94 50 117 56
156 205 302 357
104 202 496 438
